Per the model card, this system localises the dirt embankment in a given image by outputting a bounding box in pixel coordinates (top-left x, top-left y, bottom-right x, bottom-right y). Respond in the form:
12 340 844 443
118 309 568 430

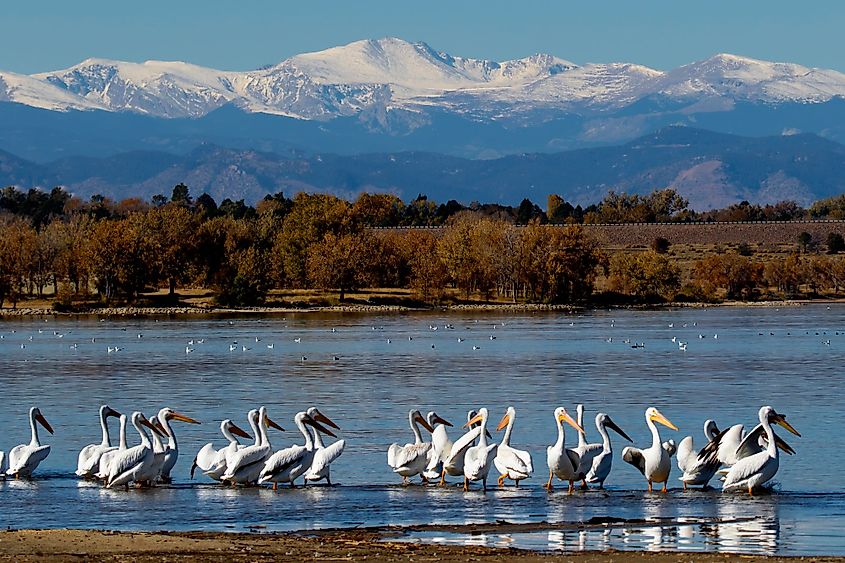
0 529 838 563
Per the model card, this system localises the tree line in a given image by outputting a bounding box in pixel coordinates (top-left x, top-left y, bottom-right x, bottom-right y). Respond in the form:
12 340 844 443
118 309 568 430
3 184 845 308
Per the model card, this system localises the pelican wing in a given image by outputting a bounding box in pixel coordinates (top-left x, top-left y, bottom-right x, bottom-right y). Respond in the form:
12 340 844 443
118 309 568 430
676 436 694 473
444 426 481 465
225 444 269 476
565 448 581 473
107 445 149 484
261 445 308 479
622 446 647 476
722 451 769 490
431 425 451 458
313 439 345 467
388 443 430 470
576 443 602 478
495 445 532 475
662 439 677 457
7 445 26 473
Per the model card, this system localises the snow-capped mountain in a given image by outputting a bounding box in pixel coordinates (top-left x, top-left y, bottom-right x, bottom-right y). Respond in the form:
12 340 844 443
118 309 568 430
5 38 845 122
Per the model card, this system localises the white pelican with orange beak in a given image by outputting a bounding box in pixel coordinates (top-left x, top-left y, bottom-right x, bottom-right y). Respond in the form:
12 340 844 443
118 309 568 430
304 405 346 486
493 406 533 487
191 419 253 481
622 407 679 492
156 407 201 483
722 406 801 495
76 405 122 479
105 412 161 489
259 409 339 489
387 409 435 484
7 407 54 479
462 408 498 491
221 407 284 485
545 407 586 492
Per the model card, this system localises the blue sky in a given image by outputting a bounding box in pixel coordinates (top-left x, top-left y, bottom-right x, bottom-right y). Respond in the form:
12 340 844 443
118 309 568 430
4 0 844 73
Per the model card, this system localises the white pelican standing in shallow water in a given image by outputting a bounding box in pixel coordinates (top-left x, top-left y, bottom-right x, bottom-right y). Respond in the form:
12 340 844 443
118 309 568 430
493 406 533 487
304 406 346 486
259 409 338 489
422 411 453 481
545 407 586 492
463 408 498 491
76 405 122 479
580 412 633 489
156 407 201 483
221 407 284 485
190 420 253 481
676 419 722 489
105 412 160 489
438 410 483 486
622 407 679 492
7 407 54 479
387 409 435 484
721 406 800 495
96 414 127 481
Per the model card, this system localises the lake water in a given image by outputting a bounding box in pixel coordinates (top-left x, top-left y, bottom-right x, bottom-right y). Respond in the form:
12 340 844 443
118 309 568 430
0 305 843 555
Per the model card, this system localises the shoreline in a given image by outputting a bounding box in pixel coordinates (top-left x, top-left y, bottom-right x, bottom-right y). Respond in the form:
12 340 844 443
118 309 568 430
0 299 837 318
0 528 841 563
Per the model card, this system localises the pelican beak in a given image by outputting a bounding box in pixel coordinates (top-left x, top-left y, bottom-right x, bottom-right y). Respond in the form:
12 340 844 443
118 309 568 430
169 411 201 425
463 413 483 429
106 407 121 419
229 423 252 440
312 410 340 430
650 409 679 431
432 414 452 427
142 416 163 436
35 413 54 435
775 434 796 455
266 417 284 431
558 409 585 435
606 417 633 442
415 413 435 433
151 419 167 437
496 413 510 432
773 413 801 437
304 416 337 438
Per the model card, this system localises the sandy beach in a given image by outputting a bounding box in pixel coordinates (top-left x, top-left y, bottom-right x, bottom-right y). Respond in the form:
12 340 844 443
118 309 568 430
1 528 841 563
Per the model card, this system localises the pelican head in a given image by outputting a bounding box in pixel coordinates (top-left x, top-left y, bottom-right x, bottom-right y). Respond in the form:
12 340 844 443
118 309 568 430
496 406 516 431
760 406 801 437
222 419 252 440
101 405 122 419
301 412 337 438
554 407 585 434
135 412 161 434
259 407 285 431
646 407 678 431
597 412 632 442
463 407 489 428
31 407 54 435
307 406 341 430
411 409 435 432
159 407 201 425
427 411 452 428
704 419 719 440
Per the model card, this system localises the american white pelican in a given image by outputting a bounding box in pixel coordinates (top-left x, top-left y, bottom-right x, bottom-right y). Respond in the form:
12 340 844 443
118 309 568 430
581 413 633 489
147 418 169 484
76 405 122 479
105 412 161 489
545 407 586 492
190 420 253 481
422 411 453 481
677 419 722 489
304 407 346 486
387 409 435 484
221 407 284 485
156 407 201 482
6 407 54 479
439 410 483 486
701 419 794 467
259 409 338 489
621 407 679 492
721 406 800 495
493 406 533 487
463 408 498 491
96 414 127 481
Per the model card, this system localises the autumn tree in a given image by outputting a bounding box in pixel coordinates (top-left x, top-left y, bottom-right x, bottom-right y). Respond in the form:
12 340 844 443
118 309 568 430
609 250 680 300
141 204 199 295
400 229 447 303
0 218 37 307
437 212 478 299
765 254 805 296
693 252 764 299
307 231 375 301
352 193 403 227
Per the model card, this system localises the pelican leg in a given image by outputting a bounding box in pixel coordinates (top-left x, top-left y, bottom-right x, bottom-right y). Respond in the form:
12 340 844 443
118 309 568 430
748 484 754 496
326 475 332 487
568 480 574 494
402 476 409 486
683 482 688 491
290 481 296 489
272 483 277 491
648 480 653 493
515 479 520 489
661 482 668 493
463 477 469 492
581 479 588 490
439 469 447 487
543 471 554 491
421 475 429 485
497 473 507 487
482 478 487 492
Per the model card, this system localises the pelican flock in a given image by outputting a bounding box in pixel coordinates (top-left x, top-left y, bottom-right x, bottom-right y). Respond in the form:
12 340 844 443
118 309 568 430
0 401 802 498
